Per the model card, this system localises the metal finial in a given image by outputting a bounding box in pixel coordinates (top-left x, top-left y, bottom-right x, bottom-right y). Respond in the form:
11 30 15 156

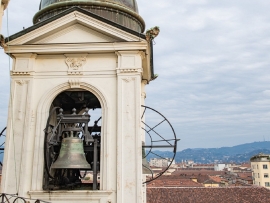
72 108 76 115
85 108 89 115
58 108 63 116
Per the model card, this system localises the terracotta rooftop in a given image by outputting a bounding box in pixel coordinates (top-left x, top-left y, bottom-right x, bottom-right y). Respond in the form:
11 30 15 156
157 174 217 184
147 179 204 188
203 179 219 185
209 176 222 183
241 163 251 168
238 172 253 180
172 170 225 176
193 164 214 167
147 187 270 203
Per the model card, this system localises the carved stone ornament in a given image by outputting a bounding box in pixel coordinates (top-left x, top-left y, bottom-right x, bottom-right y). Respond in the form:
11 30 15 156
122 77 135 83
141 92 146 99
65 57 87 75
66 57 86 70
12 71 31 75
117 68 142 75
68 79 81 88
15 80 29 85
119 68 142 73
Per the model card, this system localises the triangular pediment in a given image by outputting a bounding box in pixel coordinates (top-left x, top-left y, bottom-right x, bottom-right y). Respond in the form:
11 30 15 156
29 23 119 44
7 8 146 45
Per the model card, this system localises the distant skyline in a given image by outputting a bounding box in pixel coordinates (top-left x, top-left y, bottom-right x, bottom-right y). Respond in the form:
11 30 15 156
0 0 270 150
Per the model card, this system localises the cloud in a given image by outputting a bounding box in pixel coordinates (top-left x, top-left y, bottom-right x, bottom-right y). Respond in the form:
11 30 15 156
0 0 270 150
138 0 270 149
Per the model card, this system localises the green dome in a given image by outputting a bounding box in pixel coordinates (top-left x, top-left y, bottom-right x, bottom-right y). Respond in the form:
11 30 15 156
40 0 139 13
34 0 145 32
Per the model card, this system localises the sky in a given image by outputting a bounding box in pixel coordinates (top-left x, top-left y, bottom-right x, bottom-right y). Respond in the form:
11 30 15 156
0 0 270 150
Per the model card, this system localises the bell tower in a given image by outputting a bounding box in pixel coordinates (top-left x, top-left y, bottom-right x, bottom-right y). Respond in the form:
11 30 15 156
0 1 155 202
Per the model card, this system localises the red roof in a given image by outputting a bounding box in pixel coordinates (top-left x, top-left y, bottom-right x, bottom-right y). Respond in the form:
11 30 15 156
172 170 225 176
147 179 203 188
241 163 251 168
209 176 222 183
147 187 270 203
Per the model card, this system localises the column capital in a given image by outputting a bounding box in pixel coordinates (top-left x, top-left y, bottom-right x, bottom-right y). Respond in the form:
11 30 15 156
115 51 144 75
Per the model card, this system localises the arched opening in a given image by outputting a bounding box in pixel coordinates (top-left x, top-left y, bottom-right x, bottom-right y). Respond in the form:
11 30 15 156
43 89 102 190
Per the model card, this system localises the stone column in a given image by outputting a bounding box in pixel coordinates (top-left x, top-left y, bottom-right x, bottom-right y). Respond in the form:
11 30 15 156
1 54 36 197
116 51 144 203
141 79 147 203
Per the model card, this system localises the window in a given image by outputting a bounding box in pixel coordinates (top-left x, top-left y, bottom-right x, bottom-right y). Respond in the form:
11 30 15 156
258 173 260 178
265 182 270 187
264 173 269 178
263 164 268 169
257 165 259 169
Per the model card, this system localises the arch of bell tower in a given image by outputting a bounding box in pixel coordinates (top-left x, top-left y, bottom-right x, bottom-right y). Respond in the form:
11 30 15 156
32 82 110 191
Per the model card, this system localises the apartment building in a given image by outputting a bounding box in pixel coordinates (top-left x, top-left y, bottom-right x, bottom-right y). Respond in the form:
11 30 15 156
149 158 175 167
250 153 270 189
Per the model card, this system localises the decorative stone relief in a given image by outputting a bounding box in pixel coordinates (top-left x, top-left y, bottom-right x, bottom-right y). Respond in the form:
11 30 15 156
68 79 81 88
141 80 147 99
141 92 146 99
65 57 86 75
15 80 29 86
11 71 31 75
66 57 86 70
122 77 135 83
117 68 142 74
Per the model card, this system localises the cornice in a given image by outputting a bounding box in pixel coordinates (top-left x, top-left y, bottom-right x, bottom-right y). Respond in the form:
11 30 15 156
5 41 148 54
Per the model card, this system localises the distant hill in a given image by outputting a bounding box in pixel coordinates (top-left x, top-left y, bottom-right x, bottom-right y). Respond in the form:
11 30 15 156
147 141 270 164
0 141 269 164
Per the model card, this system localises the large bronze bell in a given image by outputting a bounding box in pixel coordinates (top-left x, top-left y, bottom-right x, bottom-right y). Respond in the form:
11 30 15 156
51 136 91 169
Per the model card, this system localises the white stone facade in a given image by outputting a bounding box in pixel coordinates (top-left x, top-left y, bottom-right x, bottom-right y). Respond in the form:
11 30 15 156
1 9 152 203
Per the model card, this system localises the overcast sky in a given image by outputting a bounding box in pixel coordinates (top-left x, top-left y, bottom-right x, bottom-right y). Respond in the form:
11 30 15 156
0 0 270 150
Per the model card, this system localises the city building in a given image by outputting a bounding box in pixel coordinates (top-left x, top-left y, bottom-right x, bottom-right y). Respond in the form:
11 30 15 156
149 158 174 167
250 153 270 189
214 163 231 171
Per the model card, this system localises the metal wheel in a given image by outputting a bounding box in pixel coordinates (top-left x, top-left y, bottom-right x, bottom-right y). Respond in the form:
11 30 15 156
141 105 179 183
0 127 6 167
43 107 62 186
